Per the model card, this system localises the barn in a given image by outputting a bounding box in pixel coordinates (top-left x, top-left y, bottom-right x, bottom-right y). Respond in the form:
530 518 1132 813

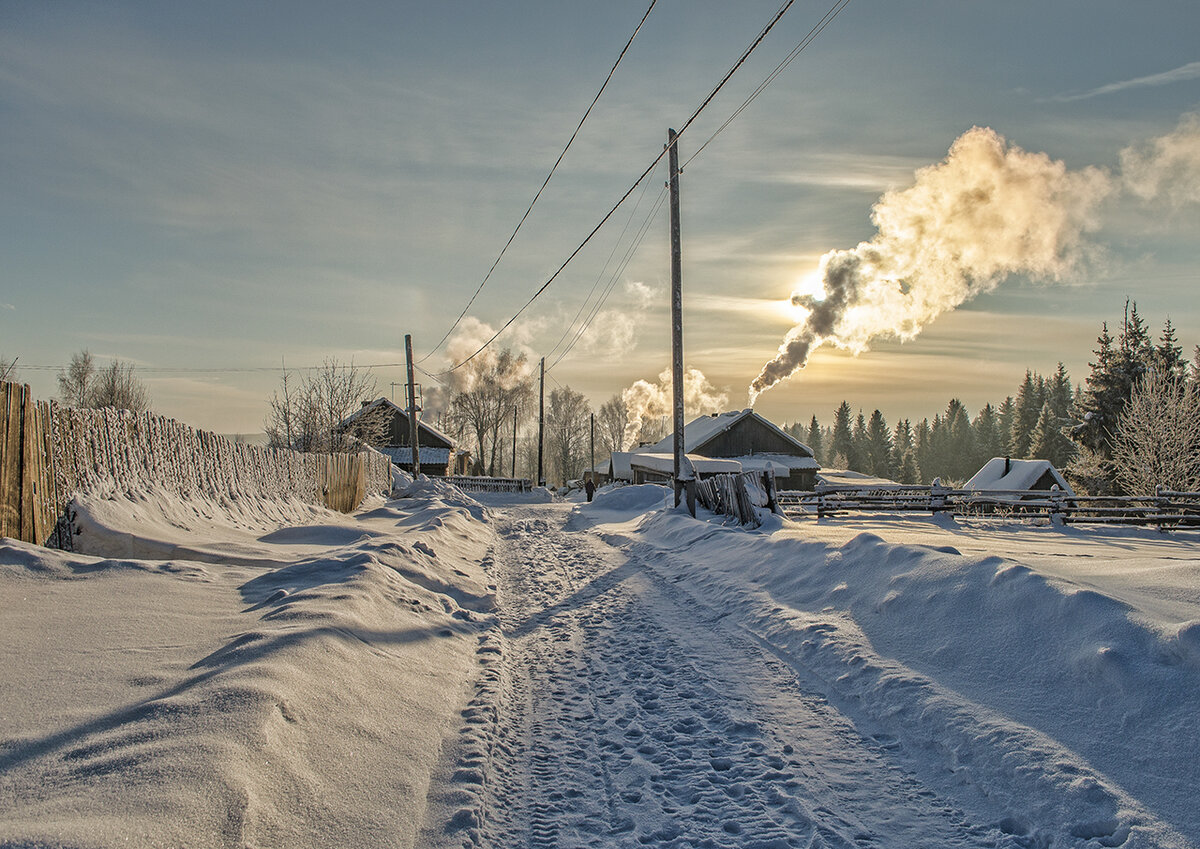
634 409 820 490
339 398 469 477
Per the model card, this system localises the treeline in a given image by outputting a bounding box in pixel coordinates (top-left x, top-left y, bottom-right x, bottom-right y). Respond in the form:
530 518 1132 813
787 302 1199 494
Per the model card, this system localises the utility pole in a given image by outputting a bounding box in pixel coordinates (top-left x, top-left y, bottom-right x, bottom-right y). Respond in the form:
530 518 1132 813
512 406 518 479
537 357 546 488
590 412 595 486
667 127 693 516
404 334 421 477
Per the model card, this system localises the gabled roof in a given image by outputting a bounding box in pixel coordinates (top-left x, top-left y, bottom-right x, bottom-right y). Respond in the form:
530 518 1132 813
636 409 814 458
964 458 1075 497
339 397 457 447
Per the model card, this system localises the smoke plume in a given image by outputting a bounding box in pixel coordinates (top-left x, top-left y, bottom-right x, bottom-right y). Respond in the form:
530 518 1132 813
749 126 1113 402
1120 113 1200 206
622 368 727 448
445 317 534 393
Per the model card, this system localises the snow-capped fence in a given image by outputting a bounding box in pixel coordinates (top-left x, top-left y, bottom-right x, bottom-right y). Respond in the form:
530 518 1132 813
776 483 1200 529
0 380 393 547
695 471 776 527
445 475 533 493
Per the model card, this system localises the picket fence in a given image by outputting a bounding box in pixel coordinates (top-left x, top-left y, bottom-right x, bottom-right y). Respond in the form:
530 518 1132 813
446 476 533 493
776 483 1200 529
0 381 392 547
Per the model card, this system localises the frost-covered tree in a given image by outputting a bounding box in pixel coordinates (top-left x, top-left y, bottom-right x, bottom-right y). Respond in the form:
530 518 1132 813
447 348 534 476
1111 370 1200 495
265 359 376 453
597 394 629 456
545 386 591 485
1154 318 1186 380
57 349 150 413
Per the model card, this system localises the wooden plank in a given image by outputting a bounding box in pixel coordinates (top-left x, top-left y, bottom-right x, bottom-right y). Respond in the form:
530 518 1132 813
0 383 16 537
20 384 35 542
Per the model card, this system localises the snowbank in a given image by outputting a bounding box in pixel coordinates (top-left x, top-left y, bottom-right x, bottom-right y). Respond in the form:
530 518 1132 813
0 485 496 849
592 506 1200 846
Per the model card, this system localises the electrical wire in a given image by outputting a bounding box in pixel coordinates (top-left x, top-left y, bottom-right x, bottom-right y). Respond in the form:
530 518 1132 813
418 0 659 364
438 0 803 376
683 0 852 170
544 174 658 364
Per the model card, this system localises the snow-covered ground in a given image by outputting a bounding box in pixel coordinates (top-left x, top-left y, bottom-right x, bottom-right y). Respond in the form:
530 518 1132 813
3 481 1198 847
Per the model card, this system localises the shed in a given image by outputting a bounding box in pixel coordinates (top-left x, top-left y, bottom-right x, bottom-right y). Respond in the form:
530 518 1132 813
964 457 1076 498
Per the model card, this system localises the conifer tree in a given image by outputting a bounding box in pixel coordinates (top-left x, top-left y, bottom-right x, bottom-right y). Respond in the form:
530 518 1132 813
865 410 893 478
1009 371 1043 458
1154 318 1186 379
971 403 1004 469
831 402 854 470
805 415 823 464
851 410 869 472
1028 402 1075 467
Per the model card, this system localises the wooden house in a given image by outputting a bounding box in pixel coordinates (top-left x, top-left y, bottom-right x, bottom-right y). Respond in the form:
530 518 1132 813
634 409 820 490
339 398 469 477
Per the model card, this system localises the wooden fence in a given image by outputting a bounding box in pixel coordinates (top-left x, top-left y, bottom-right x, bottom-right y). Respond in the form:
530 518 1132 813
446 475 532 493
776 483 1200 529
1 381 392 547
695 471 777 527
0 383 60 546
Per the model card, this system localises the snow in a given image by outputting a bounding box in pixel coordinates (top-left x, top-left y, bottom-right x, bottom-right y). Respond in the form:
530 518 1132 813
965 457 1076 496
638 408 815 460
3 479 1198 847
628 452 742 475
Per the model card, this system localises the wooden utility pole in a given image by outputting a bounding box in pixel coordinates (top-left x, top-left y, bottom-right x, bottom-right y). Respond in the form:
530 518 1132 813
667 128 693 515
537 357 545 487
404 334 421 477
511 406 518 479
590 412 595 485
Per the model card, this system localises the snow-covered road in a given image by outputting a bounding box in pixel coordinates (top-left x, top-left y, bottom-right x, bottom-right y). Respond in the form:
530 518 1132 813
425 503 995 848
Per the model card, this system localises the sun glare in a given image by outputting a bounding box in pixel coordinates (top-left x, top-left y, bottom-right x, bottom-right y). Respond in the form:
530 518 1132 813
792 270 826 303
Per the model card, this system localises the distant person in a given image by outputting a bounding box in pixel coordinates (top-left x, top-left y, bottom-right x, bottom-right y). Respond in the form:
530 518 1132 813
585 476 596 502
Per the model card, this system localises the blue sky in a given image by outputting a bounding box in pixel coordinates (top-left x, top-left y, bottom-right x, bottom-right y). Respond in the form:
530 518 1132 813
2 0 1198 433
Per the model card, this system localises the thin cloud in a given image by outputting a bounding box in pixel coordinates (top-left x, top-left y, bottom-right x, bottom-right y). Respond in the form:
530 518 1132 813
1053 61 1200 102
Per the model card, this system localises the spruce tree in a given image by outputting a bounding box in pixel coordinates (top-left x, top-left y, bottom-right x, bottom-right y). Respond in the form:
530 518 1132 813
1009 371 1043 458
1028 401 1075 468
851 410 869 472
865 410 893 478
972 403 1004 469
1154 318 1186 379
805 415 823 464
831 402 854 470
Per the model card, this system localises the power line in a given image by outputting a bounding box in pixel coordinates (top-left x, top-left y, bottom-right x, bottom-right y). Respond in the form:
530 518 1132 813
419 0 659 364
684 0 853 170
438 0 804 377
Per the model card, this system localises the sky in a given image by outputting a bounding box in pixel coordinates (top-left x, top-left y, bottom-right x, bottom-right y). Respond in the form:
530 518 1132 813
2 0 1199 435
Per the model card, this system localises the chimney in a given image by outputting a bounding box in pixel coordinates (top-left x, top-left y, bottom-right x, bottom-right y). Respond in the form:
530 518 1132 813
1004 456 1011 475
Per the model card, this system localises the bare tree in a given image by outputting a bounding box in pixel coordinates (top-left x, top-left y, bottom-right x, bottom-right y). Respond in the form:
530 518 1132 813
545 385 591 485
1111 369 1200 495
91 361 151 413
57 349 150 412
57 350 95 407
264 358 377 453
597 394 629 456
447 348 533 476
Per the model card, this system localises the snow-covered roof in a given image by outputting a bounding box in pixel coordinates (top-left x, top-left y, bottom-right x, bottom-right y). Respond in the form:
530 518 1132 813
630 453 742 475
817 470 906 489
609 452 635 481
964 458 1075 497
379 446 452 466
339 397 457 447
735 453 821 475
636 409 814 459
